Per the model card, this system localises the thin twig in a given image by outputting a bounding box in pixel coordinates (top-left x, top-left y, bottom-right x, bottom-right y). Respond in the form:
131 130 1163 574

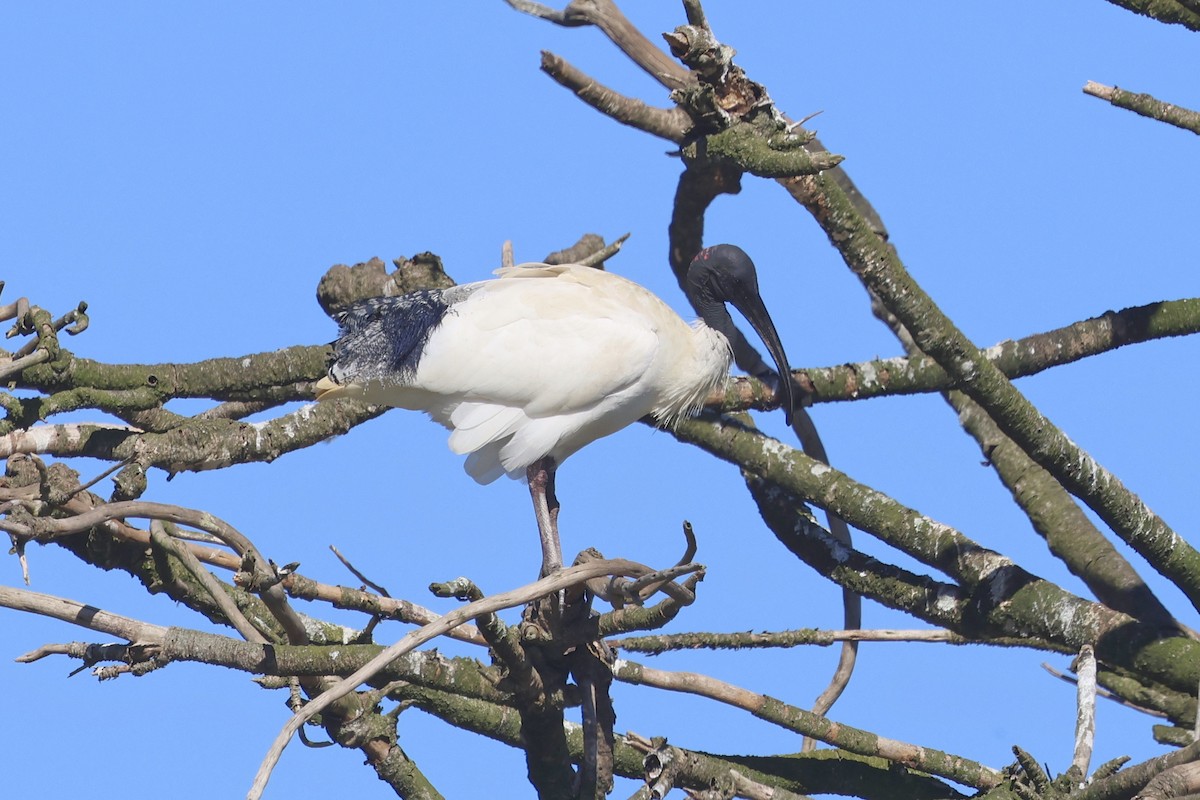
248 558 684 800
329 545 392 598
730 768 814 800
149 520 268 644
507 0 691 90
61 458 134 503
3 497 309 646
540 51 691 142
612 658 1001 790
1041 662 1167 719
0 348 52 381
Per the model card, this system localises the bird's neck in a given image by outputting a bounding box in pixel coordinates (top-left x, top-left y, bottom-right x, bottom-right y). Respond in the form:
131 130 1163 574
653 321 733 425
685 259 737 343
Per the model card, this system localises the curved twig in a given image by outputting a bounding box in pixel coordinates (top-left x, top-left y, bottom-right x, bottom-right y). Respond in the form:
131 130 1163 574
3 498 308 646
248 558 692 800
148 520 268 644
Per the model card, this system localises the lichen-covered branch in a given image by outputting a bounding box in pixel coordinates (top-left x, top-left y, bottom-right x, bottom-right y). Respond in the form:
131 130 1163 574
1084 81 1200 134
613 627 969 655
14 344 327 404
1075 739 1200 800
672 413 1200 702
1096 0 1200 31
1 399 383 474
949 388 1182 631
613 657 1002 790
862 265 1187 635
395 682 965 799
779 164 1200 614
774 297 1198 405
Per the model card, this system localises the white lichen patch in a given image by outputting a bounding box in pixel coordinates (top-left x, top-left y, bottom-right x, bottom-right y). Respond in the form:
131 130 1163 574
1055 600 1080 633
979 560 1019 606
247 404 321 450
759 437 794 460
385 651 426 675
293 402 318 421
857 360 878 391
757 436 800 476
29 425 67 452
972 550 1013 581
826 537 851 564
935 587 958 613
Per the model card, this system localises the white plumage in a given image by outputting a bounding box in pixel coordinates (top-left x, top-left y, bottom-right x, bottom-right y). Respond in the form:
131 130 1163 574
316 244 793 572
320 263 733 483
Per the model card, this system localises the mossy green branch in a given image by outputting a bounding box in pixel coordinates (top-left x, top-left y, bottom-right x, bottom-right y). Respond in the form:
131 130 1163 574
18 344 329 400
949 387 1180 629
705 296 1200 416
702 122 844 177
12 297 1198 427
396 683 963 799
14 386 164 426
1097 0 1200 31
674 412 1004 588
674 413 1200 696
613 657 1002 790
778 167 1200 614
741 475 972 630
1 397 383 473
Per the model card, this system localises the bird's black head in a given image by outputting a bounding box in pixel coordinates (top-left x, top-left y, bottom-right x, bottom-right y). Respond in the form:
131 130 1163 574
686 244 795 425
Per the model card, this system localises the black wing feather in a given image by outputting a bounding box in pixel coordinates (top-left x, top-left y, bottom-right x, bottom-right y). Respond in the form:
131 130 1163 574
327 291 451 385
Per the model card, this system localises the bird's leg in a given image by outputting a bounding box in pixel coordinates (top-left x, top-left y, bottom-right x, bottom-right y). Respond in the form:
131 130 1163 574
527 456 562 576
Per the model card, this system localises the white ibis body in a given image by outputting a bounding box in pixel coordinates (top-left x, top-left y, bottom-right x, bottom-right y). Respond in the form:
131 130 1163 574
316 244 794 572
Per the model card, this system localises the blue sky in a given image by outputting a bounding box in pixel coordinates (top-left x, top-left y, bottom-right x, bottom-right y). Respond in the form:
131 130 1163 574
2 2 1198 797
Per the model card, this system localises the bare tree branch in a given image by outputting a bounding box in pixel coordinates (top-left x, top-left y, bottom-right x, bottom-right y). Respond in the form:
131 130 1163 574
613 627 968 654
1084 80 1200 134
540 51 691 141
507 0 691 89
2 585 167 645
612 657 1002 791
148 520 268 644
250 558 704 800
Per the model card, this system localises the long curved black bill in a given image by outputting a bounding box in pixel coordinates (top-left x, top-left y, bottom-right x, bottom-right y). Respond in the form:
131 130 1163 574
731 291 795 427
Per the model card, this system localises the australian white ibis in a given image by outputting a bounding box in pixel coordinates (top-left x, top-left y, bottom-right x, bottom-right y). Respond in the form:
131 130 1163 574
315 244 794 574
